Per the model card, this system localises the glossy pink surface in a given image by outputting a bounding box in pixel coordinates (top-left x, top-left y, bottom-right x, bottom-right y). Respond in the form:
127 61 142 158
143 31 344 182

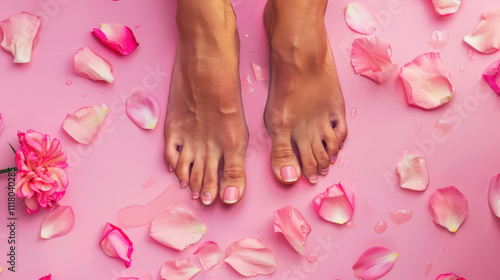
1 0 500 279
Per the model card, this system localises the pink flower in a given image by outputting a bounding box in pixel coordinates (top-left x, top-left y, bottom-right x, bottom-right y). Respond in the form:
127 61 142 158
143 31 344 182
15 130 69 214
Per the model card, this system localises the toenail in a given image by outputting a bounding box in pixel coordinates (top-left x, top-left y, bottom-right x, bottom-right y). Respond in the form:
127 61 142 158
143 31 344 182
320 167 329 176
202 192 213 205
223 186 239 204
168 165 174 172
330 155 337 164
309 174 318 184
192 190 200 199
180 180 188 188
281 166 298 182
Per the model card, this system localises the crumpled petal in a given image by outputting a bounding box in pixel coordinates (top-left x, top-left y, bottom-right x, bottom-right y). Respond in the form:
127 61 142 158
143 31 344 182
125 91 160 129
436 273 466 280
400 52 455 110
193 241 224 271
429 186 468 233
350 36 398 83
92 23 139 55
345 3 378 35
482 59 500 95
273 205 311 255
225 238 277 277
99 222 133 267
39 274 51 280
352 246 399 280
40 204 75 239
150 207 206 251
252 63 269 81
397 154 429 191
0 12 42 63
161 259 200 280
62 103 108 145
74 46 114 83
488 173 500 218
464 9 500 54
427 31 449 49
431 0 461 16
313 183 355 225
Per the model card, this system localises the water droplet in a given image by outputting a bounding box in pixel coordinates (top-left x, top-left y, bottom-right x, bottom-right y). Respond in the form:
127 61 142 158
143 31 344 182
82 92 88 97
101 89 105 94
135 24 140 29
268 234 275 239
425 262 433 277
305 252 319 263
388 209 413 225
258 237 264 241
350 107 357 118
244 34 250 38
374 220 387 234
459 66 464 73
344 221 355 229
481 83 489 92
337 156 345 168
441 247 446 253
434 119 457 135
65 80 72 85
257 229 262 233
467 48 475 61
249 48 253 52
414 123 422 134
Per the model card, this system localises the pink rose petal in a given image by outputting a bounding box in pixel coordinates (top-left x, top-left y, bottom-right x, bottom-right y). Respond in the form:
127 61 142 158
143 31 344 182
74 46 114 83
39 275 51 280
429 186 468 233
352 246 399 280
400 52 455 110
350 36 398 84
273 205 311 255
482 59 500 95
150 207 206 251
397 154 429 191
92 23 139 55
62 103 108 145
431 0 461 16
160 259 200 280
313 183 355 225
193 241 224 271
0 12 42 63
488 173 500 218
225 237 277 277
464 9 500 53
125 91 160 130
252 63 269 81
40 204 75 239
427 31 449 49
345 3 378 35
99 222 133 267
436 273 466 280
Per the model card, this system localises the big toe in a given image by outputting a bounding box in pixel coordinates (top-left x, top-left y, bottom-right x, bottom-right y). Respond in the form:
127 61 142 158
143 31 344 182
270 134 301 184
220 151 246 204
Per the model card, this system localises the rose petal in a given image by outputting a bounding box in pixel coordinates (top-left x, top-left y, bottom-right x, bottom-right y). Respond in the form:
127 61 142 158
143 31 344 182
39 274 51 280
62 103 108 145
427 31 449 49
160 259 200 280
224 237 277 277
313 183 355 225
350 36 398 83
482 59 500 95
92 23 139 55
252 63 269 81
99 222 133 267
352 246 399 280
193 241 224 271
273 205 311 255
345 3 378 35
40 204 75 239
400 52 455 110
488 173 500 218
436 273 466 280
464 9 500 53
397 154 429 191
429 186 468 232
0 12 42 63
125 91 160 130
150 207 206 251
431 0 461 16
74 46 114 83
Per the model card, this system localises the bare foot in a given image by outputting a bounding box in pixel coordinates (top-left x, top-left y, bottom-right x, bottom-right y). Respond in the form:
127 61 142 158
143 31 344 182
164 0 248 205
264 0 348 184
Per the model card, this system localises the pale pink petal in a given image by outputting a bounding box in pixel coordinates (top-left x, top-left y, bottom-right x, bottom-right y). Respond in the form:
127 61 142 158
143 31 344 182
150 207 206 251
431 0 461 16
352 246 399 280
62 103 108 145
313 183 355 224
464 9 500 53
482 59 500 95
39 274 51 280
40 204 75 239
436 273 466 280
0 12 42 63
99 223 133 267
429 186 468 232
400 52 455 110
345 3 378 35
427 31 449 49
224 238 277 277
92 23 139 55
252 63 269 81
74 46 114 83
125 91 160 130
397 154 429 191
488 173 500 218
160 259 200 280
273 205 311 255
193 241 224 271
350 36 398 83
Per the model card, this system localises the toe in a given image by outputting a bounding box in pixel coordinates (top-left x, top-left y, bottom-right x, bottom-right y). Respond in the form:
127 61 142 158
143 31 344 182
270 133 301 184
323 125 340 164
332 113 348 149
189 157 204 199
164 136 182 172
201 158 220 206
174 147 194 189
312 139 330 175
297 141 319 184
220 150 246 205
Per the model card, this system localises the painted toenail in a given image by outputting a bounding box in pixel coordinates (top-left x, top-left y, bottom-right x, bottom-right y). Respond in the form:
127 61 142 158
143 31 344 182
309 174 318 184
180 180 188 188
202 192 213 205
320 167 329 176
168 165 174 172
223 186 239 204
192 190 200 199
281 166 298 182
330 155 337 164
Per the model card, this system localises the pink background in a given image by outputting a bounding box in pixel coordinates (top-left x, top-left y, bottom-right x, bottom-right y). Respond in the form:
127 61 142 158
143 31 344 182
1 0 500 279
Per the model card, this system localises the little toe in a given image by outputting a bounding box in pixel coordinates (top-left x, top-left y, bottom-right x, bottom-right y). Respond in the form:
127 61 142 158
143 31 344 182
175 147 194 189
200 158 220 206
270 134 301 184
297 141 319 184
220 151 246 204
